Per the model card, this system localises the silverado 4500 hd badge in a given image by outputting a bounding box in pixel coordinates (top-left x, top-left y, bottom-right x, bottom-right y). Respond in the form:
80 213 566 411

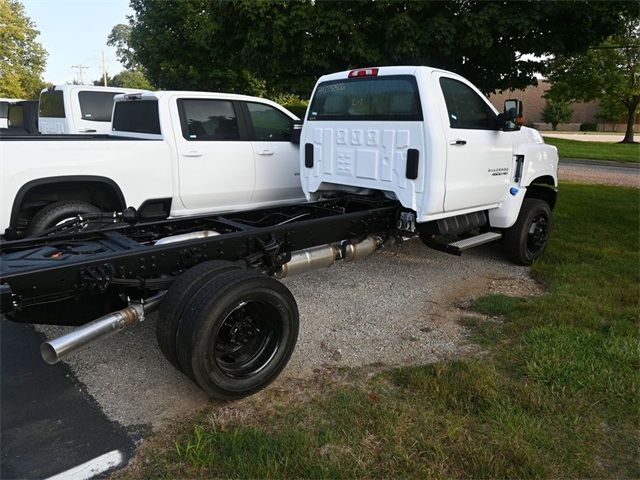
488 167 509 176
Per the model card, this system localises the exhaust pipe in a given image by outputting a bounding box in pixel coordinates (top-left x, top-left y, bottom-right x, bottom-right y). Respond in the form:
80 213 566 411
41 291 165 364
276 235 383 279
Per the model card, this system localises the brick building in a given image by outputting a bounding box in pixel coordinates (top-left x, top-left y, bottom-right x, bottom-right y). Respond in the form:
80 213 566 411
488 80 638 132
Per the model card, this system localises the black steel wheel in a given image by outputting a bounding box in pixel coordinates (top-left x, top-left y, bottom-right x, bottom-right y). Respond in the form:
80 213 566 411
156 260 242 371
504 198 552 265
175 269 299 400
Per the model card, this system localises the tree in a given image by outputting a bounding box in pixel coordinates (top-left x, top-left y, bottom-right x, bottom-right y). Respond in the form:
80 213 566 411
107 24 139 71
0 0 47 98
546 20 639 143
542 99 572 130
125 0 638 98
94 70 153 89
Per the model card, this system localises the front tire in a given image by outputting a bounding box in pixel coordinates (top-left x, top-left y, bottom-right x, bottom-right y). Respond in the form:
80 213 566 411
503 198 551 266
175 269 299 400
27 200 100 236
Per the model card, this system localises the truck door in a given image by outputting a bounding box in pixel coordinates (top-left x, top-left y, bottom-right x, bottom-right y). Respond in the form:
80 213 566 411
435 73 513 212
242 101 304 203
175 98 255 210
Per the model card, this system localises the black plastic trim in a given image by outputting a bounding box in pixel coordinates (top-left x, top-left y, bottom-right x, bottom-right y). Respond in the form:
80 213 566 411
304 143 314 168
406 149 419 179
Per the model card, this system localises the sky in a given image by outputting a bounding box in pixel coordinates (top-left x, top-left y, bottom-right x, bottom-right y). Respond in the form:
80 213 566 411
22 0 133 85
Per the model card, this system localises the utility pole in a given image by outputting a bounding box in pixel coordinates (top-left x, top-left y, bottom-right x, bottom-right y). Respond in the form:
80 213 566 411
101 51 108 86
71 64 89 84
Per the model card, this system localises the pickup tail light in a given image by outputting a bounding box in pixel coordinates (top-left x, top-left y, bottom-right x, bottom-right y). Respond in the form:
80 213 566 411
348 68 379 78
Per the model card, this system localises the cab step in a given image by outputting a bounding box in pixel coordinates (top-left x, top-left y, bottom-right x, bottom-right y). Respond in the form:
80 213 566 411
422 231 502 256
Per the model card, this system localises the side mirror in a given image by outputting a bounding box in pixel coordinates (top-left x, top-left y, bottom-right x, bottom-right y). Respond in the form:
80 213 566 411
503 99 524 131
290 120 303 144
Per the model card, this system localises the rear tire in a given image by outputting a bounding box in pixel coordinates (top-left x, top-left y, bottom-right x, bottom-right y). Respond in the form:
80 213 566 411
156 260 242 371
27 200 100 236
503 198 551 266
175 269 299 400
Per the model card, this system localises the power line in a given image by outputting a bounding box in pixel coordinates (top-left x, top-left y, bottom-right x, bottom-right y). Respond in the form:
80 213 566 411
71 64 89 84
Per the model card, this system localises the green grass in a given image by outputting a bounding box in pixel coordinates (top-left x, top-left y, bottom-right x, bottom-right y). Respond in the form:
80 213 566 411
124 183 639 479
543 137 640 163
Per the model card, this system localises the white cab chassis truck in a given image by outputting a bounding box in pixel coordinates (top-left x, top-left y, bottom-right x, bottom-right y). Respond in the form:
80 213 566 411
0 67 557 401
301 66 558 265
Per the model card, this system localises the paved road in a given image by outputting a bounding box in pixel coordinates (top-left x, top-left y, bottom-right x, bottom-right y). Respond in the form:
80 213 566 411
559 158 639 188
543 132 636 143
1 319 136 479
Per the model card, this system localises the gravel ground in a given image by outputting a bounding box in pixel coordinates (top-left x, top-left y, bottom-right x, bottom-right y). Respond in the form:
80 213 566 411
37 239 539 431
559 162 639 188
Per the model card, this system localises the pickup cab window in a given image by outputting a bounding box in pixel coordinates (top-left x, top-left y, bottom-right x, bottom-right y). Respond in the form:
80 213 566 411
39 90 65 118
439 77 496 130
179 99 240 141
308 75 422 121
78 91 120 122
247 102 292 141
112 100 161 134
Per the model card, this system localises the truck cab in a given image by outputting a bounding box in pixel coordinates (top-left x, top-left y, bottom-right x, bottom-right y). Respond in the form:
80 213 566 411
301 66 558 265
38 85 144 134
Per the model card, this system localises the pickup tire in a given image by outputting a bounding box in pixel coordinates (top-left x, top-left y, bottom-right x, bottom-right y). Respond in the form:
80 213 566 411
503 198 551 266
27 200 100 235
156 260 243 372
175 269 299 400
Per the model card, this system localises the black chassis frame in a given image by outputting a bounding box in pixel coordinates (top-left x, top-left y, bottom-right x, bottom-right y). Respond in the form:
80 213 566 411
0 196 402 325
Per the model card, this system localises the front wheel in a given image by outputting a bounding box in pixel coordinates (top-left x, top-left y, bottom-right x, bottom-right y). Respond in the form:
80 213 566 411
175 269 299 400
503 198 551 266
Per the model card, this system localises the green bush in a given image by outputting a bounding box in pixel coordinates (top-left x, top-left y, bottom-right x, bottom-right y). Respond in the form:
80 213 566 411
283 104 307 118
579 123 597 132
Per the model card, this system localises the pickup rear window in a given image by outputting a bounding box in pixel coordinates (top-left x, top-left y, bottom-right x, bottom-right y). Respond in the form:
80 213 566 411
308 75 422 121
78 91 120 122
39 91 65 118
112 100 161 134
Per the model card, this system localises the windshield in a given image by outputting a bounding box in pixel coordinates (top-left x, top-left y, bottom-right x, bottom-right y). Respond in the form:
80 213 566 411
308 75 422 121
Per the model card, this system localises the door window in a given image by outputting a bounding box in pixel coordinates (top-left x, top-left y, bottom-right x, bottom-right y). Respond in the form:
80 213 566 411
178 99 240 141
246 102 292 141
439 77 496 130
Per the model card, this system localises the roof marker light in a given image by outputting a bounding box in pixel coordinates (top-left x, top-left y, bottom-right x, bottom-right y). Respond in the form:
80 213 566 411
348 68 379 78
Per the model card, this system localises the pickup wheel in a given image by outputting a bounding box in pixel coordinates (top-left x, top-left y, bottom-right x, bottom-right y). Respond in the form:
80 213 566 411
503 198 551 266
175 269 299 400
27 200 100 236
156 260 242 372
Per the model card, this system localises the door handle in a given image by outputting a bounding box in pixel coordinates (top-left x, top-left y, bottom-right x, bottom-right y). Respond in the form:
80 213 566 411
449 139 467 146
183 150 203 158
257 149 274 156
78 128 97 133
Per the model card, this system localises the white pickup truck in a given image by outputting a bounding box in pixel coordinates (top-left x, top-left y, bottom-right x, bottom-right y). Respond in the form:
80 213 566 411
0 91 304 238
38 85 144 134
301 66 559 265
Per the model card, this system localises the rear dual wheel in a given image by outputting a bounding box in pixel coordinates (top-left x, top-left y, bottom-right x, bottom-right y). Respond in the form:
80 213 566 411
157 266 299 400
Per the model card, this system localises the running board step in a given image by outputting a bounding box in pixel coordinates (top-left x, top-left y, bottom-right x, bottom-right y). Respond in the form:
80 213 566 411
423 231 502 256
449 231 502 251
